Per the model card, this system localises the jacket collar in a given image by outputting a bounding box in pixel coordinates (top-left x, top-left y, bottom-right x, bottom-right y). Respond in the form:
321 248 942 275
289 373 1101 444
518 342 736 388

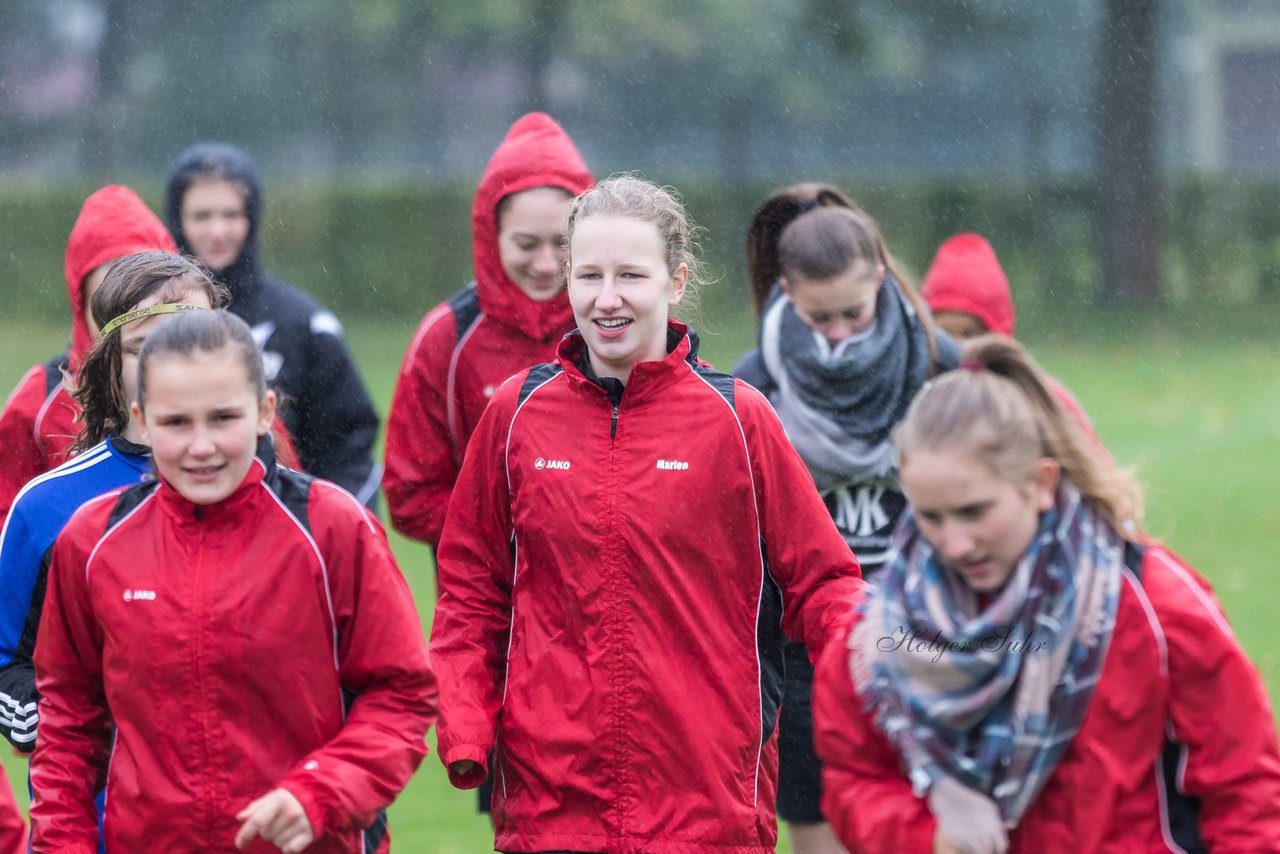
154 433 278 525
558 321 701 405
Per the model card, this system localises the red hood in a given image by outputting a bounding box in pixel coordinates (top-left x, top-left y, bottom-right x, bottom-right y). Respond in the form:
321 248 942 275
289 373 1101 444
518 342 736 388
921 232 1015 336
472 113 593 342
64 186 178 371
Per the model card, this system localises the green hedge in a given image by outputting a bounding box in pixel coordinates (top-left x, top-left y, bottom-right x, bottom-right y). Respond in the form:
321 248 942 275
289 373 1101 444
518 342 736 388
3 176 1278 325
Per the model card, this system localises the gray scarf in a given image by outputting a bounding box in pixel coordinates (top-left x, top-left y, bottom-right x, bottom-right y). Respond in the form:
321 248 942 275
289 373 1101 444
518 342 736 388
759 277 952 491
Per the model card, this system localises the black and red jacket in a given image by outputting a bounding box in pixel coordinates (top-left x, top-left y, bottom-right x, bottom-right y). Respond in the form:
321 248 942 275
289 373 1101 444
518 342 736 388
30 442 436 853
0 185 176 520
430 323 863 852
384 112 593 547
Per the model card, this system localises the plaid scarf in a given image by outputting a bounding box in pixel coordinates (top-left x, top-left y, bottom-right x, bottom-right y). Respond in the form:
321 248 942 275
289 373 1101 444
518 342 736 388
850 483 1123 824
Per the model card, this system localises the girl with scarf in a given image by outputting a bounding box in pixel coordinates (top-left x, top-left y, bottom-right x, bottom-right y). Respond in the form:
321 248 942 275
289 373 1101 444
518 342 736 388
734 184 957 854
814 336 1280 853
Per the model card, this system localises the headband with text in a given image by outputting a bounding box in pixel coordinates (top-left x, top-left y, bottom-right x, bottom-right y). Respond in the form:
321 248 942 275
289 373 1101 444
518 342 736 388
99 303 210 338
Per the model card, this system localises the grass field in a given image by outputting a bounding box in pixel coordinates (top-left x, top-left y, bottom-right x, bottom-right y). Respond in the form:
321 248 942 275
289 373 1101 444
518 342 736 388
3 304 1279 852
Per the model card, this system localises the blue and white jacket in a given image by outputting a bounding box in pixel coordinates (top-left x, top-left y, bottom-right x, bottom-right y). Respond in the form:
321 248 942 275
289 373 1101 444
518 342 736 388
0 437 150 751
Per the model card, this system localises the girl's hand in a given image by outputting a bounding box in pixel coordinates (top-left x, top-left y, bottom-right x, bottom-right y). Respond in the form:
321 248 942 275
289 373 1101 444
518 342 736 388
933 831 963 854
235 788 315 853
927 776 1008 854
449 759 480 778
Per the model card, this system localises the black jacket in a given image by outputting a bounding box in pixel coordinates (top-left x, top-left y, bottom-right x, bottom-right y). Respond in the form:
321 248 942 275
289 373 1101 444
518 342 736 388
166 143 380 505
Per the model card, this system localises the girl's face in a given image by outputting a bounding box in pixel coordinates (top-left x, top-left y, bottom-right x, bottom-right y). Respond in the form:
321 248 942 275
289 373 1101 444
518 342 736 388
134 346 276 505
497 186 573 301
900 446 1059 594
568 215 687 384
782 259 883 346
119 288 215 444
81 262 112 339
180 179 250 272
935 310 988 341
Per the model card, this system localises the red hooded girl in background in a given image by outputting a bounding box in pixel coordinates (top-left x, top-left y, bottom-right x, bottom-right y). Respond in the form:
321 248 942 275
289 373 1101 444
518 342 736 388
922 232 1094 436
0 186 177 519
384 112 593 554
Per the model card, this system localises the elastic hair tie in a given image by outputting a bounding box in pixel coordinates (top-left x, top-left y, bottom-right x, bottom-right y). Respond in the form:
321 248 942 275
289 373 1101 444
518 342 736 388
960 360 985 373
796 197 821 214
99 303 211 338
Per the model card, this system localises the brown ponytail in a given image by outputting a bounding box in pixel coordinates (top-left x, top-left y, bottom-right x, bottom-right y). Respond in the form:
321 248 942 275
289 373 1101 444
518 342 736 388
69 251 227 454
745 183 856 318
894 335 1143 538
770 193 942 365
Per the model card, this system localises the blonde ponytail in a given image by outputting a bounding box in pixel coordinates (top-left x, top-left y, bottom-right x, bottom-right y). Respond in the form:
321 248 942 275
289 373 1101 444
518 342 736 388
895 335 1142 537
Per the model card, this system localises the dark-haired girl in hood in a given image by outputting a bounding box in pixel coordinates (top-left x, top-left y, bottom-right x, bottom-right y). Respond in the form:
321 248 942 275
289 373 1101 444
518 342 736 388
385 112 593 551
165 143 381 506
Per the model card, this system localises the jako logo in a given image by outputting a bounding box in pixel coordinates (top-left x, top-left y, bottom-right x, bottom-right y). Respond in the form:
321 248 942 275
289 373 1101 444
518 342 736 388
535 458 571 471
656 459 689 471
123 589 157 602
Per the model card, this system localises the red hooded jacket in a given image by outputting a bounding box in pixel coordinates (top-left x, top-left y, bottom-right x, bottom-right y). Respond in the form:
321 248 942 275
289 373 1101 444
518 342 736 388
384 113 592 548
814 545 1280 853
430 324 863 852
0 186 176 519
922 232 1095 435
30 450 436 853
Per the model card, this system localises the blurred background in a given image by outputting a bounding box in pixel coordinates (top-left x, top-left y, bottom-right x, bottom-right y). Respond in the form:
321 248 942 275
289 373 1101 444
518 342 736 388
3 1 1279 851
6 0 1280 315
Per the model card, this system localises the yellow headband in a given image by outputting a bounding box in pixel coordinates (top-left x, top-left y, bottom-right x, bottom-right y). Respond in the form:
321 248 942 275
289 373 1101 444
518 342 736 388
99 303 210 338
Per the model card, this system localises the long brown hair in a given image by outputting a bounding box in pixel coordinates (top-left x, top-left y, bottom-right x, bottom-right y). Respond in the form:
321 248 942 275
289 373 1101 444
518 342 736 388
894 335 1143 538
70 251 227 453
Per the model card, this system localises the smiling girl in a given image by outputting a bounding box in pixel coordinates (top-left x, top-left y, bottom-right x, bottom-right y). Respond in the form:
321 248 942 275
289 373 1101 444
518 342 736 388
30 310 436 853
385 112 592 559
813 336 1280 853
429 176 863 853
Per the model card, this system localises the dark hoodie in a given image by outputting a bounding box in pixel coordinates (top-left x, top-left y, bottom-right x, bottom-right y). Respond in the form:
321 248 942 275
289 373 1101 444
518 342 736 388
165 144 380 506
0 185 177 519
384 113 593 546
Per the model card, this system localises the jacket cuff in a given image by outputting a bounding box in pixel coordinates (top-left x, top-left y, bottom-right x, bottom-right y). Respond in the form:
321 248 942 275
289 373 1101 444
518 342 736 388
279 778 330 841
441 743 490 789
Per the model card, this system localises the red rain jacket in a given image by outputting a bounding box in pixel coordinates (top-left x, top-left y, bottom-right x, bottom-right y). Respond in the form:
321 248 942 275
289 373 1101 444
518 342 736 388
0 781 22 854
30 456 436 853
0 186 177 519
922 232 1095 434
384 112 592 548
815 545 1280 853
431 325 863 852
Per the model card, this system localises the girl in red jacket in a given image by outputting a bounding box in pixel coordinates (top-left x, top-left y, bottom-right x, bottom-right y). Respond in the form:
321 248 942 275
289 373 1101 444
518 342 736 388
384 112 593 556
30 309 436 853
814 335 1280 853
430 176 864 853
0 185 178 521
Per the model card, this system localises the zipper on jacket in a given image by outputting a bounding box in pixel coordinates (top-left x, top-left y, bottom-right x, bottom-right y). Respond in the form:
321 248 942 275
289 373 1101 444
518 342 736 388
610 404 619 439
